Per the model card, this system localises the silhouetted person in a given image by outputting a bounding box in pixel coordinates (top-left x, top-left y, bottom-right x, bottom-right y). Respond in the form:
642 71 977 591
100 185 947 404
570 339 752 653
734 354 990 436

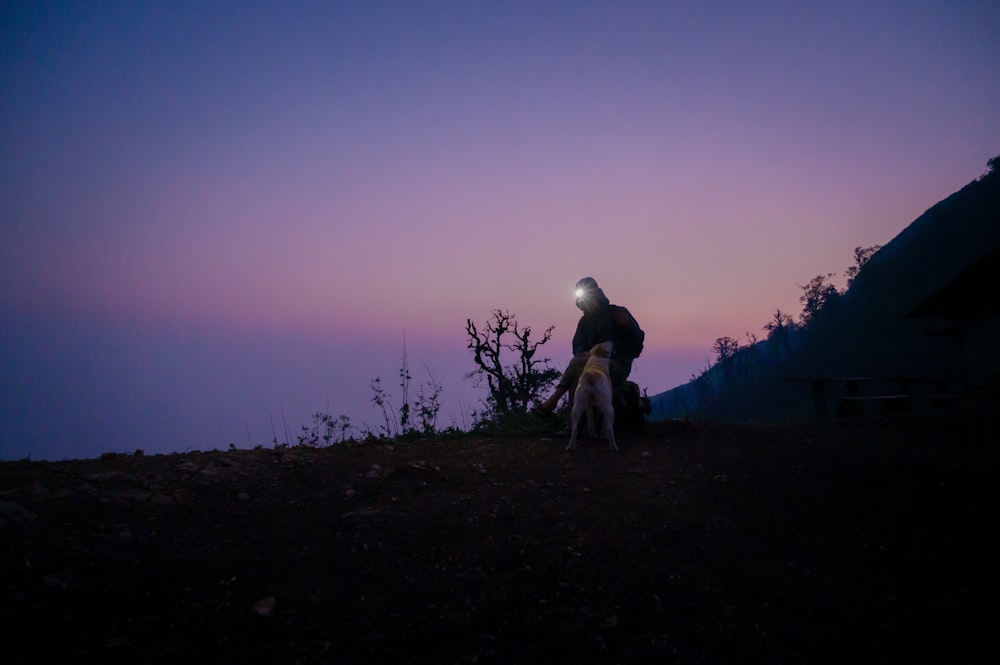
533 277 644 420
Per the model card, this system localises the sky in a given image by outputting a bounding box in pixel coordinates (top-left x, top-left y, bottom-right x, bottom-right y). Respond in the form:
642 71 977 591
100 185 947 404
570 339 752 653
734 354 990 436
2 1 998 460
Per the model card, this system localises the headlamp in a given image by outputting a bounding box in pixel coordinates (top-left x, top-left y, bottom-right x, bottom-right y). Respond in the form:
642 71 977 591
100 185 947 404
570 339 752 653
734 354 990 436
575 288 586 299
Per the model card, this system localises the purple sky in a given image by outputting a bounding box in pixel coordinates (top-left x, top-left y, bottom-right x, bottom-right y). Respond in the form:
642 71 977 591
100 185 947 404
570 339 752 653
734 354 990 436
2 1 998 460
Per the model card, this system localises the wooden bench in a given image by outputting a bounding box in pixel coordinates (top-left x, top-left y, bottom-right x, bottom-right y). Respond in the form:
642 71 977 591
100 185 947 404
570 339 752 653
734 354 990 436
785 376 876 422
887 377 959 408
786 376 954 421
836 394 913 418
930 393 960 408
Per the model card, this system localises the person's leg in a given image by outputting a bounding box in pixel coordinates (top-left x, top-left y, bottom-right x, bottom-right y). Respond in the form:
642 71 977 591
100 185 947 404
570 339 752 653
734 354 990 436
534 353 588 413
609 359 631 389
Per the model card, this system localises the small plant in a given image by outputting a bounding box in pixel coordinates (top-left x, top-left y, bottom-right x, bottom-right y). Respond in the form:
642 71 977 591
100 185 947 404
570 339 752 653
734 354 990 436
369 377 398 438
414 364 443 433
297 412 353 447
364 341 446 440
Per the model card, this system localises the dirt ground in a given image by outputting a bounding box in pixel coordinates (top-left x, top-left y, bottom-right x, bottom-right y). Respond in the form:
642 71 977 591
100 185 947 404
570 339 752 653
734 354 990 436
2 392 998 664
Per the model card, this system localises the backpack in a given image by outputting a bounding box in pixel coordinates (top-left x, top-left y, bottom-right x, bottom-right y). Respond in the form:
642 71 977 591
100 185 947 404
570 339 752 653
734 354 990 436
614 381 651 428
611 305 645 359
632 321 645 358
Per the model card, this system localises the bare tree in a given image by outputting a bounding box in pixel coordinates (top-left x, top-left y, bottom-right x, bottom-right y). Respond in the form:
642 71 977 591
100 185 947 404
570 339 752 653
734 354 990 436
712 336 741 380
982 155 998 179
465 309 560 418
763 309 797 352
844 245 882 287
798 273 841 325
712 336 740 365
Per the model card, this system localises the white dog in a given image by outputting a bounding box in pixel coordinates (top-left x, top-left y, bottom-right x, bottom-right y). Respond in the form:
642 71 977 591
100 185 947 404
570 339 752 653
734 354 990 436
566 341 618 451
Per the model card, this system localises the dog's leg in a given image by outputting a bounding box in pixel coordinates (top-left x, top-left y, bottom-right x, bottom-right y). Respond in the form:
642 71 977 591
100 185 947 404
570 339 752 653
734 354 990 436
603 405 618 451
566 401 582 451
585 403 597 437
566 423 579 451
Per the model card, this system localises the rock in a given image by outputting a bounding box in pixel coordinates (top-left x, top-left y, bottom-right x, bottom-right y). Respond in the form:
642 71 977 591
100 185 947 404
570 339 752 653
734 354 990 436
252 596 276 617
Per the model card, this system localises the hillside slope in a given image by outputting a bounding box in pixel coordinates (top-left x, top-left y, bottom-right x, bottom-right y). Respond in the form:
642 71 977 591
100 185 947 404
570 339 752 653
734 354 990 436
651 164 1000 422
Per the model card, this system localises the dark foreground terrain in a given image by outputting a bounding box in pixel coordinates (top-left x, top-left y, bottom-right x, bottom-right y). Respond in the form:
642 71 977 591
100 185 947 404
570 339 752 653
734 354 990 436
2 393 998 664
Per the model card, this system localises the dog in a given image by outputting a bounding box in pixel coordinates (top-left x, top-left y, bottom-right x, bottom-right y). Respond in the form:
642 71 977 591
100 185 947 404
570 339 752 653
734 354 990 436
566 341 618 451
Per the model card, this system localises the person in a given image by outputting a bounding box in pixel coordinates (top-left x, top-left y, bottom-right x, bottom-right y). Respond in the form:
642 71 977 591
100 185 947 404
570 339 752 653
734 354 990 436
532 277 644 417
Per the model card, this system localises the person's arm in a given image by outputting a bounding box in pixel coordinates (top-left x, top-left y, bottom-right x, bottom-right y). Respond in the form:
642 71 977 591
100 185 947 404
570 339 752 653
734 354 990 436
571 317 588 355
610 306 644 358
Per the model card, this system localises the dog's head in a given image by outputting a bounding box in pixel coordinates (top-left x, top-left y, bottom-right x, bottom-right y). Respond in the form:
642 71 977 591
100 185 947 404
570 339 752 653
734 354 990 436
588 341 613 358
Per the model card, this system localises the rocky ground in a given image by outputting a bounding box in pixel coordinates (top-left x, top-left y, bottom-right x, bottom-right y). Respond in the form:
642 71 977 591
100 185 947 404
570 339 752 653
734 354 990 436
1 393 998 664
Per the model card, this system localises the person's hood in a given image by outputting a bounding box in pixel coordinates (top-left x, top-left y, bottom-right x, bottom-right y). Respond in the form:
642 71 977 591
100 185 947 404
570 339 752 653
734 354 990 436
575 280 610 312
